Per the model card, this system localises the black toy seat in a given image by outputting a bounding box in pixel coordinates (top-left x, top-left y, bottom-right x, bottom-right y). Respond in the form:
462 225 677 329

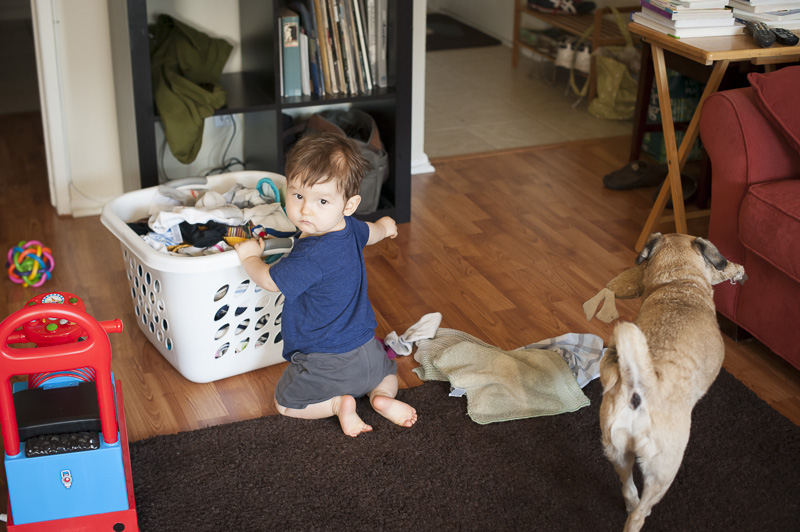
13 381 103 442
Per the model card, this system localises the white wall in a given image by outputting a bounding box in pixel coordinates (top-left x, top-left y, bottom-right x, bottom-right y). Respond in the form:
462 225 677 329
32 0 124 216
411 0 434 175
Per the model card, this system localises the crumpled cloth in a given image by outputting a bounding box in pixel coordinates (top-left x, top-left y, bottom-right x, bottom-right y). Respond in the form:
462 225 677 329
520 333 604 388
384 312 442 356
417 339 590 425
149 14 233 164
413 329 604 388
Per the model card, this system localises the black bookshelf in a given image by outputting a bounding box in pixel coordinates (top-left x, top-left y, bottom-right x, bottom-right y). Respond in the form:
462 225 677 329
109 0 412 223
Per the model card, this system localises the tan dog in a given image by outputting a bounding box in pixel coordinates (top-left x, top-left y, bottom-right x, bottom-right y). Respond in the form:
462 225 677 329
598 233 746 532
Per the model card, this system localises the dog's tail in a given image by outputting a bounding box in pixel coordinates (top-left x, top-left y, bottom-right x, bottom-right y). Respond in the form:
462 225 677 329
612 322 656 411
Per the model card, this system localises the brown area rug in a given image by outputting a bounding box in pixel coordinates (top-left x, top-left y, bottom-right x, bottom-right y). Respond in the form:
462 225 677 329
129 370 799 531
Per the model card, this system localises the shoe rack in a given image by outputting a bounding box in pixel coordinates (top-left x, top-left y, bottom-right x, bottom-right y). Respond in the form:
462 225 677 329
511 2 638 102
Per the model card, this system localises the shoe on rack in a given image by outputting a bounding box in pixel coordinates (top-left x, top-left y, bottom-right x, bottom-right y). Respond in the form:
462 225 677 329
603 160 667 190
574 45 591 75
554 41 575 69
653 174 698 208
528 0 597 15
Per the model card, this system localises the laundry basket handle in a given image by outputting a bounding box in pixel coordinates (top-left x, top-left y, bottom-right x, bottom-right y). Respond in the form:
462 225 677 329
165 177 208 189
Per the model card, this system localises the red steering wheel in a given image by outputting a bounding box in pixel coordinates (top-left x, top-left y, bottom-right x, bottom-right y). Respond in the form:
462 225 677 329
19 292 88 346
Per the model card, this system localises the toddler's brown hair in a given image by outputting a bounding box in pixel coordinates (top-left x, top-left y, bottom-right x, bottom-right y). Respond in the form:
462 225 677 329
285 132 369 200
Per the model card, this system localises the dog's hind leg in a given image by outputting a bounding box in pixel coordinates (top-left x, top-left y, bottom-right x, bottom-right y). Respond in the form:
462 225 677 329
623 438 686 532
610 449 640 513
623 472 675 532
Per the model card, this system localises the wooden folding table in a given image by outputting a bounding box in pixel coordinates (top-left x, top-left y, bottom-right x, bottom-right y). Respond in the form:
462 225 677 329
627 23 800 251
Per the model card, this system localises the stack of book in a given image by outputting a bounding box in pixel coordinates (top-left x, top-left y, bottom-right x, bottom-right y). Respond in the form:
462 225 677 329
632 0 747 38
279 0 388 99
729 0 800 30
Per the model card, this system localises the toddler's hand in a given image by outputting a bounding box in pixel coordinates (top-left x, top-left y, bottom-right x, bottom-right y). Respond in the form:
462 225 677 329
234 238 265 261
377 217 398 240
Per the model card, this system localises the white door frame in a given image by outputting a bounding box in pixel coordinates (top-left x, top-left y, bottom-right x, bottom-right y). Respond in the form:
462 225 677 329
31 0 71 215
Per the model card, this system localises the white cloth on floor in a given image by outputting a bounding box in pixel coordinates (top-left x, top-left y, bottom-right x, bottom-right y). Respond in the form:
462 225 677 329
384 312 443 356
519 333 605 388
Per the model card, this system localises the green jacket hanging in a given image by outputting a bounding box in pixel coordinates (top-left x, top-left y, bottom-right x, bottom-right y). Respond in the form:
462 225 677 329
149 14 233 164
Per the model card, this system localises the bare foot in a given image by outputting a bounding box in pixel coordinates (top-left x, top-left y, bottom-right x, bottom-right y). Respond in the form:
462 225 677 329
371 395 418 427
334 395 372 437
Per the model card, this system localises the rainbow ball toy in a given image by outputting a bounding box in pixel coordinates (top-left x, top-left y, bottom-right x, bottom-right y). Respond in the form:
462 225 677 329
7 240 54 288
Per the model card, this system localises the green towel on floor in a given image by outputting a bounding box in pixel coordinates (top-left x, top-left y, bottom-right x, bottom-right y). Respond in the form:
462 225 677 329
416 334 590 424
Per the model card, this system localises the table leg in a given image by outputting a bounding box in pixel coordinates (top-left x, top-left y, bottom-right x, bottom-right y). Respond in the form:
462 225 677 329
634 45 730 251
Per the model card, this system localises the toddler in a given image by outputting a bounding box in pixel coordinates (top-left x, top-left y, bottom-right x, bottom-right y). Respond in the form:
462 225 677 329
235 132 417 436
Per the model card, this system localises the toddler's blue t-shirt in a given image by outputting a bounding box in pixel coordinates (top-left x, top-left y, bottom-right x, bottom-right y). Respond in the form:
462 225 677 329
269 216 376 360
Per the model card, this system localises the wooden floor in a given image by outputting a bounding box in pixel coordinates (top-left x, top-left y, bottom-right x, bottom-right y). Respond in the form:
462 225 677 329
1 112 798 521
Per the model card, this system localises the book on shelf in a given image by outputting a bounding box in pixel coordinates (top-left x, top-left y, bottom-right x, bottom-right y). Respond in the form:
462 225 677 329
292 1 324 96
732 7 800 20
728 0 800 13
335 0 358 94
640 0 733 19
279 7 302 97
638 8 735 26
352 0 374 91
365 0 379 88
733 11 800 27
342 0 365 93
327 0 348 94
631 10 746 36
299 31 311 96
314 0 339 94
729 0 800 4
641 0 730 12
672 0 730 6
376 0 388 87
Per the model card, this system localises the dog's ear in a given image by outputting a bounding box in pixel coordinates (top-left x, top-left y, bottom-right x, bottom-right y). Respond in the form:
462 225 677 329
635 233 663 265
692 237 728 271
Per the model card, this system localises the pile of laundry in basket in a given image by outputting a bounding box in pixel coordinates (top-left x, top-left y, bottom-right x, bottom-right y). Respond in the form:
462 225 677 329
127 178 297 257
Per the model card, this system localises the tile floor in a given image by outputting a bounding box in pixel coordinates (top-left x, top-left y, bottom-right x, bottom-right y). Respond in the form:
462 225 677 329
424 44 633 159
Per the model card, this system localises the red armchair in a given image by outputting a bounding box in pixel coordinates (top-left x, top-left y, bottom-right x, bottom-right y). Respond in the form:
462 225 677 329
699 66 800 369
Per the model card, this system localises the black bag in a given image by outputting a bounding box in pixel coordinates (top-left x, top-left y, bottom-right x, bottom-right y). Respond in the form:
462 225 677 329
305 109 389 215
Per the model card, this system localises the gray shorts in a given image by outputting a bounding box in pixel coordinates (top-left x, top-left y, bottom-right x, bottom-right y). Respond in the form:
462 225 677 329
274 337 397 410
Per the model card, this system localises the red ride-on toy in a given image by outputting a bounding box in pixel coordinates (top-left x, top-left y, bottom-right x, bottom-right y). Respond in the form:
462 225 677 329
0 292 138 531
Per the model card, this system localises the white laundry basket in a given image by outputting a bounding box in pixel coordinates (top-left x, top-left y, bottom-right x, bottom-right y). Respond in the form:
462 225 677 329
100 171 293 383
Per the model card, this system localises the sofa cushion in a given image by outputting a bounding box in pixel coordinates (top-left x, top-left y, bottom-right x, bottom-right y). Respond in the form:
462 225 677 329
748 66 800 157
739 179 800 283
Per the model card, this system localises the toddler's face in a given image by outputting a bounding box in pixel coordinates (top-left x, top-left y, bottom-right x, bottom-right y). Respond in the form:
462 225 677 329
285 178 358 236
